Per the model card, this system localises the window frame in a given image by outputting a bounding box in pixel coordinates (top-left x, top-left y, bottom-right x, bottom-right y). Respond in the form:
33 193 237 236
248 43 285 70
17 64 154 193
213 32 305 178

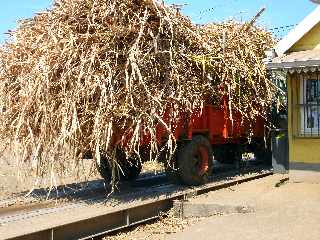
298 73 320 137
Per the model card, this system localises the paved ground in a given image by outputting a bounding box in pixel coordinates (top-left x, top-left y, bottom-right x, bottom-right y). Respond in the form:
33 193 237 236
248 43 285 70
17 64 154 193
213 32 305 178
290 169 320 184
106 173 320 240
168 173 320 240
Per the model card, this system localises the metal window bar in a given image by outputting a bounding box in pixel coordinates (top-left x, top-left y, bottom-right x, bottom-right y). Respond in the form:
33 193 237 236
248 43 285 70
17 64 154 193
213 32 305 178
318 72 320 136
303 73 306 136
296 74 299 136
297 73 320 137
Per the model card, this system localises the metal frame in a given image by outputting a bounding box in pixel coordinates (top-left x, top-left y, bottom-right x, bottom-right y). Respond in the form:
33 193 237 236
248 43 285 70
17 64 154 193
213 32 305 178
296 72 320 137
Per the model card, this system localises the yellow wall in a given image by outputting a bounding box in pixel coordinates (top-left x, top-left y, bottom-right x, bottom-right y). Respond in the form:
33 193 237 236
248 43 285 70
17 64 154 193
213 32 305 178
290 138 320 163
289 22 320 52
288 74 320 164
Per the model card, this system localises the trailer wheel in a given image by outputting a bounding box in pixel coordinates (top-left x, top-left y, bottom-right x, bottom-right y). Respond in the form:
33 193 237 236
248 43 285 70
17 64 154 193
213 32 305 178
119 155 142 181
214 145 240 164
215 150 236 164
253 138 272 164
178 135 213 186
254 146 272 165
97 151 142 183
158 145 181 183
97 155 112 183
164 153 181 183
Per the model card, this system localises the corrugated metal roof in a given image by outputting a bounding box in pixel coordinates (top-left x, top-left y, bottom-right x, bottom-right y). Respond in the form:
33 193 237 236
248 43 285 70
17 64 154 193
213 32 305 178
267 49 320 73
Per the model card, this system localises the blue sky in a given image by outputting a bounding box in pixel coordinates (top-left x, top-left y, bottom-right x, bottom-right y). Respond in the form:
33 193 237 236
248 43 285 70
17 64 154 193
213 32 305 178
0 0 318 43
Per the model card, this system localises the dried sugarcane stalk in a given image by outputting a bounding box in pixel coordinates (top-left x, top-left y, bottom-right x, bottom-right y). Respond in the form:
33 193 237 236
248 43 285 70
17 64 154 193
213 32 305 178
0 0 277 185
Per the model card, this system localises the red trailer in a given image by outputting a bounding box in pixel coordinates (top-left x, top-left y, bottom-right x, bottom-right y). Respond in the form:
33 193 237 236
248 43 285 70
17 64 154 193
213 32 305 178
98 97 271 186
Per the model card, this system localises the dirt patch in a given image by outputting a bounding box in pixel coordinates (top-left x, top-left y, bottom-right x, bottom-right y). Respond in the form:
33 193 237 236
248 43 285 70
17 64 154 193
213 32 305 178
0 154 164 199
0 150 99 199
0 153 32 197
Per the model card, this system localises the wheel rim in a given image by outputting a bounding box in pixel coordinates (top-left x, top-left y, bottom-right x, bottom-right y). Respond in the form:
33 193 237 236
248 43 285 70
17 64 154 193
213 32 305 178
195 145 209 176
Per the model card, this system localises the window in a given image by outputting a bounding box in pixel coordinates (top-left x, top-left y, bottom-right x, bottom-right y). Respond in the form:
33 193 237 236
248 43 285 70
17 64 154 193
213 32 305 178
299 76 320 136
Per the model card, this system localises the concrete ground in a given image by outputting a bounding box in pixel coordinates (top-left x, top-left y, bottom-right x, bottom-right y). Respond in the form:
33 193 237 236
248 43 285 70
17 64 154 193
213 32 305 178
290 169 320 184
168 173 320 240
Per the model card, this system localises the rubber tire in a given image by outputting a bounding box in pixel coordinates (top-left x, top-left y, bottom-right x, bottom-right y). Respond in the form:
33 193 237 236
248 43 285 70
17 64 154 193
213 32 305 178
158 145 181 183
253 138 272 165
177 135 213 186
214 146 238 164
164 154 181 183
215 151 235 164
119 155 142 181
97 155 112 183
254 148 272 165
97 151 142 183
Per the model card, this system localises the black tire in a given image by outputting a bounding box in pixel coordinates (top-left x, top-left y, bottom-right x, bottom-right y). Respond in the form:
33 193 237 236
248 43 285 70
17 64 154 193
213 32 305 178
97 150 142 183
159 145 181 183
119 154 142 181
253 138 272 164
215 150 235 164
164 154 181 183
97 155 112 183
177 135 213 186
214 145 239 164
254 148 272 164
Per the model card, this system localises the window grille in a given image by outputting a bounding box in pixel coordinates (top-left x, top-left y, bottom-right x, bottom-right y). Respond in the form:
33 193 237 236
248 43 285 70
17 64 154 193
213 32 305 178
297 73 320 137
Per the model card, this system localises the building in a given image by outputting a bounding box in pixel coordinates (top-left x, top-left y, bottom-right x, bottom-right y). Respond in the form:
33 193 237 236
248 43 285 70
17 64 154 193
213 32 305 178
268 6 320 178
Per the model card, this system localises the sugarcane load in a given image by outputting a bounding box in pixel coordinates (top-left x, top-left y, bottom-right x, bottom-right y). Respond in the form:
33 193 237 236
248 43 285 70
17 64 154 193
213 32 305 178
0 0 277 186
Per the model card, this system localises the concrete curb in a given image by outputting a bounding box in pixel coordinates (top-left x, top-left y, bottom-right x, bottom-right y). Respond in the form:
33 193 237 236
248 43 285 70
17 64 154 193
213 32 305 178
173 200 254 218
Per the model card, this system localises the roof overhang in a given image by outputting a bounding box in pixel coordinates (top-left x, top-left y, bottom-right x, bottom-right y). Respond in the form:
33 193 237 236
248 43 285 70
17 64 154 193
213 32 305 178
267 49 320 73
